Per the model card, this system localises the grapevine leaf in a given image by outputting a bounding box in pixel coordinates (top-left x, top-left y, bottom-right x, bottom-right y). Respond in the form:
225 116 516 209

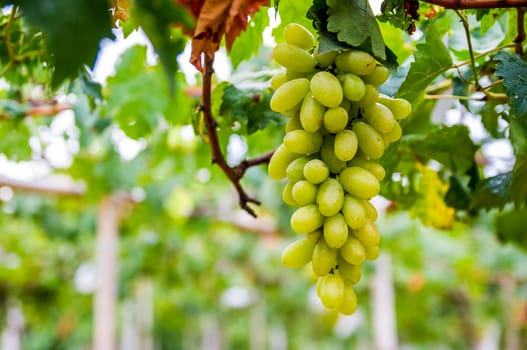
495 208 527 249
509 116 527 155
308 0 397 69
132 0 190 89
0 121 32 160
12 0 112 87
495 51 527 118
189 0 269 72
397 25 452 104
219 84 282 135
403 125 476 173
444 175 471 210
469 173 511 211
326 0 385 59
510 155 527 206
104 46 170 139
229 6 268 68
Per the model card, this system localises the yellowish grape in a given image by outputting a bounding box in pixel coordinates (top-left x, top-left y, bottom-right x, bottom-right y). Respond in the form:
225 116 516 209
341 195 367 230
355 84 379 108
290 204 325 234
283 23 315 50
303 159 329 184
340 237 366 265
362 65 389 86
341 73 366 101
270 78 310 113
339 284 358 315
319 272 345 309
312 238 338 276
334 130 358 161
323 107 349 134
347 157 386 181
282 181 297 206
339 166 380 199
281 238 317 268
268 143 301 180
320 135 347 174
323 213 349 248
363 102 396 133
316 178 344 216
334 50 376 75
352 121 385 159
337 255 362 285
286 156 309 182
365 245 380 260
300 94 326 132
283 129 323 155
355 219 380 247
292 180 318 206
273 43 317 73
310 71 343 108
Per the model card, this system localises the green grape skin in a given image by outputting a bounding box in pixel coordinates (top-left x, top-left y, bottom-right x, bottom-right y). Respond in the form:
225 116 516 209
355 219 380 247
337 255 362 285
270 78 310 113
339 166 380 199
352 121 385 159
363 102 396 133
382 121 402 144
273 43 317 73
307 229 322 242
271 71 289 90
303 159 329 184
323 107 349 134
334 50 376 76
323 213 349 248
286 69 313 80
292 180 318 206
347 157 386 181
341 195 367 230
340 237 366 265
316 178 344 216
360 199 378 221
334 130 358 162
362 65 389 86
365 245 380 260
286 156 309 182
282 181 297 206
339 284 358 315
285 112 302 132
283 129 323 155
390 98 412 120
268 143 301 180
319 272 345 309
300 94 327 132
355 84 379 108
310 71 343 108
290 204 325 234
341 73 366 102
283 23 315 50
315 47 337 67
281 238 317 268
320 135 347 174
312 238 338 276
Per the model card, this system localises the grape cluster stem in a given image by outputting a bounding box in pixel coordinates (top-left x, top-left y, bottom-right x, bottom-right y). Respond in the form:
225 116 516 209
200 55 273 217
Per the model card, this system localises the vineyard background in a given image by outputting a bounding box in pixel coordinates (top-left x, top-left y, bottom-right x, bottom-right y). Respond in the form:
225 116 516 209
1 0 527 349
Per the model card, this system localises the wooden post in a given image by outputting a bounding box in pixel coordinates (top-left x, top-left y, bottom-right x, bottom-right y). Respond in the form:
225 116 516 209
371 253 398 350
93 196 121 350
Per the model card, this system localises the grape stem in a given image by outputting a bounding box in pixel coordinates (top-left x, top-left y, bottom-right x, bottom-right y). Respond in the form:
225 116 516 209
200 55 274 218
422 0 527 8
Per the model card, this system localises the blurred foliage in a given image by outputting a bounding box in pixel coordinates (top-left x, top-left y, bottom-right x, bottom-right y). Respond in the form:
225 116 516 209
1 0 527 349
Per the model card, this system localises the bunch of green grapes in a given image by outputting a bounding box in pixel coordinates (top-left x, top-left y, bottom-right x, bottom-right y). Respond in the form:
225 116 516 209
268 23 411 315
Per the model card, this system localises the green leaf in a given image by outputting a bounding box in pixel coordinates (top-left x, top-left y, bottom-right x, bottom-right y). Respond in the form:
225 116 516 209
14 0 112 87
219 84 282 135
132 0 191 89
495 51 527 118
403 125 476 173
470 173 511 211
511 155 527 206
495 207 527 249
0 120 32 160
105 45 170 139
229 7 269 68
326 0 385 59
444 175 471 210
397 25 452 104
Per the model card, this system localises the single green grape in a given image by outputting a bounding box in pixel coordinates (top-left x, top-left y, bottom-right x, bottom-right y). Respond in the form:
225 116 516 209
303 159 329 184
340 237 366 265
292 180 318 206
273 43 317 73
310 71 343 108
290 204 325 234
268 143 301 180
334 130 358 162
323 213 349 248
363 102 396 133
270 78 310 113
339 166 380 199
323 107 349 134
283 23 315 50
281 238 317 268
300 94 326 132
319 272 345 309
283 129 323 155
352 121 385 159
334 50 376 75
316 178 344 216
312 238 338 276
341 195 367 230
